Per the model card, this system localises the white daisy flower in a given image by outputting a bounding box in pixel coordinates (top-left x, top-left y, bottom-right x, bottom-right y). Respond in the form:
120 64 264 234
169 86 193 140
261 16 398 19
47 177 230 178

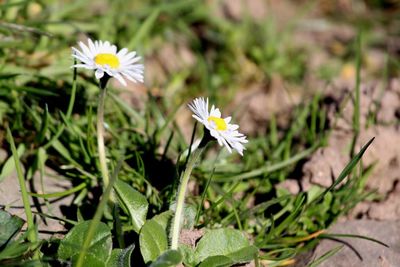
71 38 144 86
188 97 248 156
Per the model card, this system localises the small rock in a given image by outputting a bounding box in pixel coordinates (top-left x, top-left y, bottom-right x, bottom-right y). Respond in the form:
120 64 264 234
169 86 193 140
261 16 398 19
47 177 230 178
307 220 400 267
368 182 400 220
302 146 349 189
180 228 204 248
276 179 300 195
357 126 400 195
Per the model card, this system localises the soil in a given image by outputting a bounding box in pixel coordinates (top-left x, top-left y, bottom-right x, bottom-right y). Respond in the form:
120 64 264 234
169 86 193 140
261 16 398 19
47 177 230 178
213 1 400 265
0 160 73 237
297 79 400 221
1 0 399 266
302 220 400 267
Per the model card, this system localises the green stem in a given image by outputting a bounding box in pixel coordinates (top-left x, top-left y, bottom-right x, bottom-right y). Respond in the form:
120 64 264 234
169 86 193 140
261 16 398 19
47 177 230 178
171 147 204 250
354 29 362 135
43 59 77 150
6 127 37 244
75 161 121 267
29 182 86 199
97 86 110 188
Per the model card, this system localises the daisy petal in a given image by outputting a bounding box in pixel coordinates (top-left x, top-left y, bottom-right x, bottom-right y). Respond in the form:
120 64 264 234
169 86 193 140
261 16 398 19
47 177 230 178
71 38 144 86
95 69 104 79
188 97 247 156
113 73 127 86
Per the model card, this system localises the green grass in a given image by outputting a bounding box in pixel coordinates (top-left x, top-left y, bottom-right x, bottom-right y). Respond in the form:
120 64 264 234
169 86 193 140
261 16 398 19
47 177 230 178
0 0 398 266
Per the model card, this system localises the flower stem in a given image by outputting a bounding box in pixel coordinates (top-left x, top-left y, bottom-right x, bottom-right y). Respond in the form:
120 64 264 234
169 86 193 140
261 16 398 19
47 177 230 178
97 81 110 188
171 147 204 250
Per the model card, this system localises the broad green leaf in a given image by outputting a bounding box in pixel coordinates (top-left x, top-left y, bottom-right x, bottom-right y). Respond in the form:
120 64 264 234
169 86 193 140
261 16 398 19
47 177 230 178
139 220 168 263
0 144 25 182
168 203 196 229
198 255 233 267
198 246 258 267
183 204 197 229
72 253 105 267
58 221 112 266
0 223 32 260
114 179 148 233
107 244 135 267
151 210 173 230
179 244 196 267
0 210 24 247
0 242 31 260
149 249 182 267
194 228 251 264
226 245 258 263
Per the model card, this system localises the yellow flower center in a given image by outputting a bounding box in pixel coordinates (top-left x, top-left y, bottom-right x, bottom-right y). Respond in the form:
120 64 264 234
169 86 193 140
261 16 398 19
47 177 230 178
208 116 227 131
94 53 120 69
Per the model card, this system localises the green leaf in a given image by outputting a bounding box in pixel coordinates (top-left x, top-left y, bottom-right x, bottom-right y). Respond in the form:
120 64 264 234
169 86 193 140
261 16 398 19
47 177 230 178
58 221 112 266
311 137 375 205
179 244 196 267
72 253 105 267
139 220 168 263
149 250 182 267
308 245 343 267
320 233 388 248
107 244 135 267
193 228 251 264
36 104 49 144
114 179 148 233
197 246 258 267
0 242 31 260
127 8 160 49
307 186 323 204
0 210 24 247
226 245 258 263
198 255 233 267
328 137 375 191
168 203 196 229
51 139 73 163
0 144 25 182
0 73 20 80
183 204 197 229
151 210 173 230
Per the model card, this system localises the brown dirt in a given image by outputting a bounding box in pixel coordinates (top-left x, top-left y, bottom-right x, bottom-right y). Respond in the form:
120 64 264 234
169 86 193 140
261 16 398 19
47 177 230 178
179 228 204 248
298 79 400 221
0 156 73 238
301 220 400 267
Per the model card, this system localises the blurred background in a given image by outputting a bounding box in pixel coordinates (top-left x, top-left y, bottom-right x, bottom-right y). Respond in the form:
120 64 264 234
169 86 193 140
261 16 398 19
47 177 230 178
1 0 399 134
1 0 400 266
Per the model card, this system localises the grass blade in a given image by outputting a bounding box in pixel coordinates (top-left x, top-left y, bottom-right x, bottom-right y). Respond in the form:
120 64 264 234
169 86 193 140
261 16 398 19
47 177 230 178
320 233 388 248
75 160 122 267
310 137 374 205
6 127 37 245
308 245 343 267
